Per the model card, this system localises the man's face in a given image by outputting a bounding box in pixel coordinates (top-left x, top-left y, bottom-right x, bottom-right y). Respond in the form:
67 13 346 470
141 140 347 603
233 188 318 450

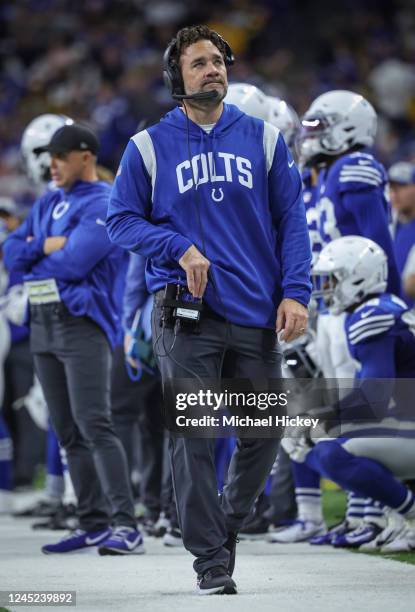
180 39 228 101
50 151 90 190
390 182 415 218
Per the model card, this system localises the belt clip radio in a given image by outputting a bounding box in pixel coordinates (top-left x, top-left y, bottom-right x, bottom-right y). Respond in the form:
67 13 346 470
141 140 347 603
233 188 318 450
161 283 203 333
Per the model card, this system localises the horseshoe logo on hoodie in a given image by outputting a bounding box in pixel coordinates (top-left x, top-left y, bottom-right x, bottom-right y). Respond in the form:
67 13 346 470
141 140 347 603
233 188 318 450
211 188 224 202
52 201 70 220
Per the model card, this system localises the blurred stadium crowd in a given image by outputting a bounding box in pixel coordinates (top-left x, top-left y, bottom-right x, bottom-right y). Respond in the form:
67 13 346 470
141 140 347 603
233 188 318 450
1 0 415 207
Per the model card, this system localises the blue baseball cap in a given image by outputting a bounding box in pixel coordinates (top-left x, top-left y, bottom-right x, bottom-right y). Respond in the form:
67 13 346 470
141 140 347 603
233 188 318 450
388 161 415 185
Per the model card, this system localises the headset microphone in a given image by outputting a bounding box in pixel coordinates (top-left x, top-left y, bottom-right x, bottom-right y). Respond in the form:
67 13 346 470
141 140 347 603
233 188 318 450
172 90 219 101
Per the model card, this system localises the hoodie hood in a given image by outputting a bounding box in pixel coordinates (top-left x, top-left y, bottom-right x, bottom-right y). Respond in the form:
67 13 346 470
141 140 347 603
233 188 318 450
160 103 245 138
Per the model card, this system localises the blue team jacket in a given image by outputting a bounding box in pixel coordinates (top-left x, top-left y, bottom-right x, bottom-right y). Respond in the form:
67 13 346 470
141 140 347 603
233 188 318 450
123 252 153 341
3 180 127 348
107 103 312 329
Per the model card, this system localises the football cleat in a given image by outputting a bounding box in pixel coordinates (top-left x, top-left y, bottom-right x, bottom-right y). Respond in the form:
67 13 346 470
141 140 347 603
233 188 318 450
332 523 382 548
359 511 405 551
268 519 326 543
380 526 415 553
309 519 352 545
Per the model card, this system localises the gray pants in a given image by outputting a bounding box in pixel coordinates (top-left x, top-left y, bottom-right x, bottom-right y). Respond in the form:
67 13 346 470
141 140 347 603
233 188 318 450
152 299 281 574
31 303 135 532
111 345 164 518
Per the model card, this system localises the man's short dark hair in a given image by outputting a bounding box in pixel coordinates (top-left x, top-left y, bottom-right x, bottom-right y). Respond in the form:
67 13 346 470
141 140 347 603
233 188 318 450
170 25 228 65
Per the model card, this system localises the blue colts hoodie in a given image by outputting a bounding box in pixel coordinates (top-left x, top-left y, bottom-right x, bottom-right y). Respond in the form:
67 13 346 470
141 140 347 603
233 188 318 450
107 103 311 329
4 181 128 348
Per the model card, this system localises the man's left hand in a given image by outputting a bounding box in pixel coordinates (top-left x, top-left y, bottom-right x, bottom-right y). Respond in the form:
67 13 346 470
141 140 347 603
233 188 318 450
276 298 308 343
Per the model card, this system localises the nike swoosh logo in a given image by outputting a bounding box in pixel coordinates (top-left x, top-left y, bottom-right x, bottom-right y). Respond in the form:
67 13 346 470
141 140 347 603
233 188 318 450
96 218 106 226
85 533 108 545
288 160 295 168
125 535 142 550
361 308 376 318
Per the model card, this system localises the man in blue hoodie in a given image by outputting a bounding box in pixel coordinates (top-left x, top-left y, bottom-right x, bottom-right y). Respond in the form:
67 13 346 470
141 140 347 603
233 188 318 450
4 124 144 556
107 25 311 594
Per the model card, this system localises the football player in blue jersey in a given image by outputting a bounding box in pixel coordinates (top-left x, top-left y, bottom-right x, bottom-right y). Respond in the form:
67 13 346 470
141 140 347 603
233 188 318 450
295 236 415 551
298 90 401 294
389 161 415 307
273 92 404 544
301 167 321 265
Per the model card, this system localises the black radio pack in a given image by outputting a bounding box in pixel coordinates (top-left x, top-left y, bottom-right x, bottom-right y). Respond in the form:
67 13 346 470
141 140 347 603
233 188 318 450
161 283 204 333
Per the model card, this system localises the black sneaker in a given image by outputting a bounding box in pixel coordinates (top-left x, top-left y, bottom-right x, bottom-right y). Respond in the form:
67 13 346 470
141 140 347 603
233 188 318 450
224 532 238 576
197 567 237 595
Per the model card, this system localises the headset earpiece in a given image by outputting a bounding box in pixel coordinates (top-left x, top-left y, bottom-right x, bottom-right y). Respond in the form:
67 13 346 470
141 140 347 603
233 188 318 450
163 40 184 97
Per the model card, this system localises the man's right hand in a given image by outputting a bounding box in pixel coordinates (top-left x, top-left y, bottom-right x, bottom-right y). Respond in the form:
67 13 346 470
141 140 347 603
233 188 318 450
179 245 210 298
43 236 67 255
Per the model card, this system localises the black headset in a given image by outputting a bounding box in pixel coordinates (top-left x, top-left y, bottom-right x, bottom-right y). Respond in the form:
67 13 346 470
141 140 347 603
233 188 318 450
163 33 235 100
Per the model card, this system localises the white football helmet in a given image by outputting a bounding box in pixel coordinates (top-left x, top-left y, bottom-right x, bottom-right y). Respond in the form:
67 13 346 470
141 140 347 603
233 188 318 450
312 236 387 314
267 96 300 148
21 114 73 186
225 82 269 120
298 90 377 167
